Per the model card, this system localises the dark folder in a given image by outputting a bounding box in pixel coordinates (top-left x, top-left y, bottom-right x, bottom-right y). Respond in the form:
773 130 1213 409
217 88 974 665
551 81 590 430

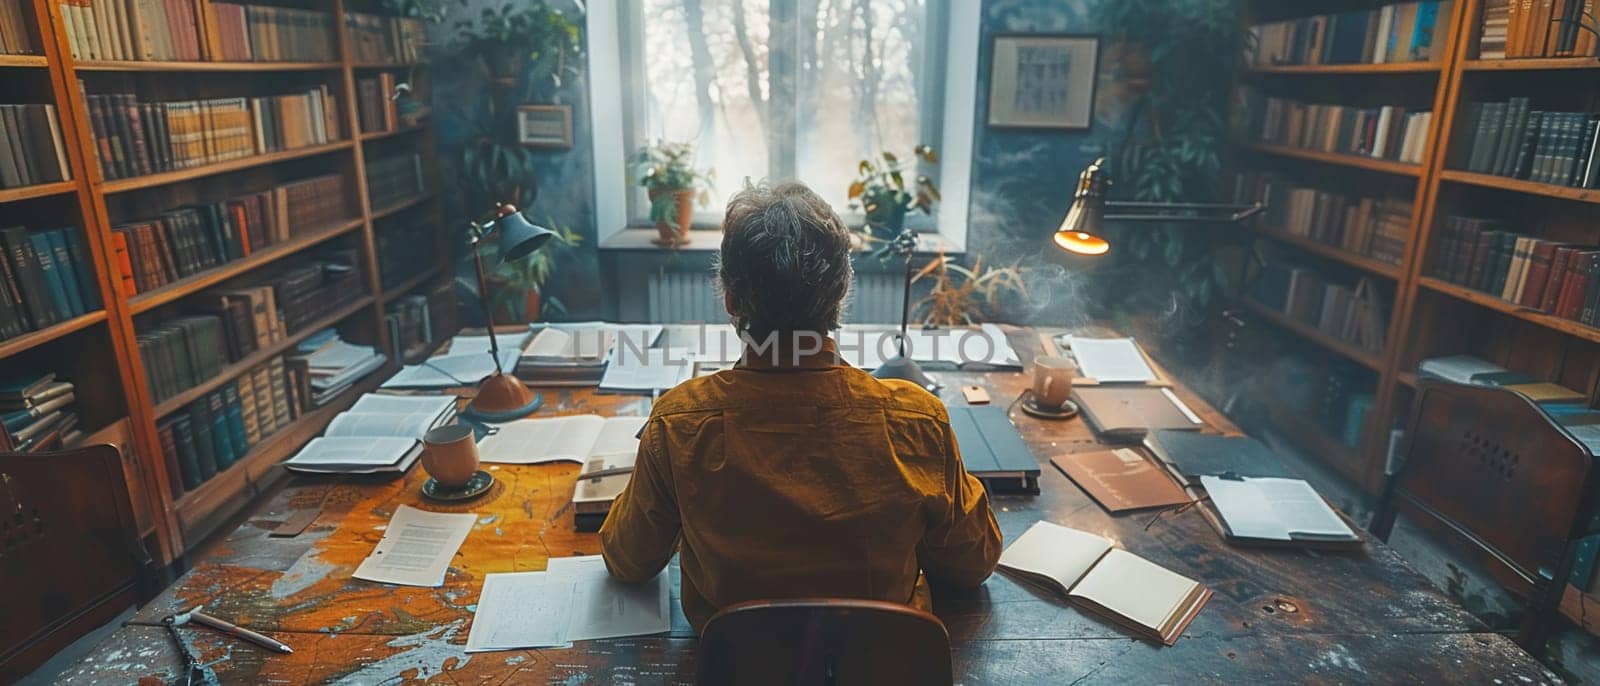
1145 430 1297 486
948 405 1041 495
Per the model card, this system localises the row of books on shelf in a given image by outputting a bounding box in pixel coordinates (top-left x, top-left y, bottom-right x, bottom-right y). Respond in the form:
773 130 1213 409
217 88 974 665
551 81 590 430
155 351 320 496
1430 215 1600 325
1478 0 1596 60
366 152 427 209
0 374 81 452
295 329 386 406
0 226 102 339
0 2 33 55
62 0 334 62
1250 263 1389 353
85 88 340 181
1246 1 1451 67
1232 171 1411 266
1449 97 1600 188
345 12 425 64
356 73 405 134
376 214 435 290
136 251 364 405
111 172 349 296
1235 90 1432 164
0 103 70 189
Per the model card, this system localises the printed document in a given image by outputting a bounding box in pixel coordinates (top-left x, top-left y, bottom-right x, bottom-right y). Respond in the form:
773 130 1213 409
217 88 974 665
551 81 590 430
352 505 476 587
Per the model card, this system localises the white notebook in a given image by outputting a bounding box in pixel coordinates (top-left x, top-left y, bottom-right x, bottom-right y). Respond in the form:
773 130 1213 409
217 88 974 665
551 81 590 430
998 521 1210 645
1068 337 1158 383
1199 476 1357 542
477 414 645 465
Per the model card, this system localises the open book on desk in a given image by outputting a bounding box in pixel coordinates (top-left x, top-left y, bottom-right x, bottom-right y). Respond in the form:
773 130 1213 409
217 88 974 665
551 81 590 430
999 521 1210 646
1199 476 1360 545
284 394 457 474
477 414 645 465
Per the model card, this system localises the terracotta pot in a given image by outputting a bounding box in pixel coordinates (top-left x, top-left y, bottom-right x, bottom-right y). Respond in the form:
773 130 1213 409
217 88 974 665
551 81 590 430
648 188 693 247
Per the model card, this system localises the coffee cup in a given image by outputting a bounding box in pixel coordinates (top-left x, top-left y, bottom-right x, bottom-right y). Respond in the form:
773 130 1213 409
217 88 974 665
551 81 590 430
1032 355 1076 408
421 424 478 489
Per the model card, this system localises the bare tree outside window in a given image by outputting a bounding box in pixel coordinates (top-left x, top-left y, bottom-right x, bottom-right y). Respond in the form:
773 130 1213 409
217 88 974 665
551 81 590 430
632 0 938 224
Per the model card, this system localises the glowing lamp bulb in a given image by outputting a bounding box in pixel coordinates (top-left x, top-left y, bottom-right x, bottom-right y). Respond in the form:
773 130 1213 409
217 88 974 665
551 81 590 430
1053 230 1110 256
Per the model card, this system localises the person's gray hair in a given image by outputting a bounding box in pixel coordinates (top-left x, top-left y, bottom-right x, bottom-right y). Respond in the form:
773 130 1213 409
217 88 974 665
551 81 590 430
714 181 854 337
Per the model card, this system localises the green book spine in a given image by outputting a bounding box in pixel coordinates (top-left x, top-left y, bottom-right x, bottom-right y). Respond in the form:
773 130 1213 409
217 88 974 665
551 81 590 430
28 231 71 321
188 401 218 480
207 391 235 469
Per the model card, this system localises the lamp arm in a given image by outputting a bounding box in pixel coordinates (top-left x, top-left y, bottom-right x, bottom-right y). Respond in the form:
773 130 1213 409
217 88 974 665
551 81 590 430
466 203 521 375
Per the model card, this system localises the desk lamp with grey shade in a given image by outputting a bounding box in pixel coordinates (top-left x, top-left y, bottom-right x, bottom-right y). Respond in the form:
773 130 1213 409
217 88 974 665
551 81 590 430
462 203 556 422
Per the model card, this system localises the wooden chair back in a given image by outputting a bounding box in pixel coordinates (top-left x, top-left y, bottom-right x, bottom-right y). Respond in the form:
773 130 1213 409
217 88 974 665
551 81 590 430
0 444 151 682
696 598 953 686
1370 380 1599 651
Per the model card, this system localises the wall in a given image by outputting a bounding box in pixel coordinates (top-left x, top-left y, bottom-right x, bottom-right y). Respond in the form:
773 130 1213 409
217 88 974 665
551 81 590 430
430 0 1148 325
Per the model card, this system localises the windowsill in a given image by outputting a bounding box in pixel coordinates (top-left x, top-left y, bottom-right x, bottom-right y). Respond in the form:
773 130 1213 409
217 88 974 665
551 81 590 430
598 228 966 255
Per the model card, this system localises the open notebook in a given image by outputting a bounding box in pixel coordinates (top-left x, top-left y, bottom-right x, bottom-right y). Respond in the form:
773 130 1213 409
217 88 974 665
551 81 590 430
1199 476 1358 543
999 521 1211 646
477 414 645 465
284 394 456 474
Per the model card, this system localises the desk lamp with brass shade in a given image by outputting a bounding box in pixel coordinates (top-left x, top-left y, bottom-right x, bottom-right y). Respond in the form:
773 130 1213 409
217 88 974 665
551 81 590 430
462 203 556 422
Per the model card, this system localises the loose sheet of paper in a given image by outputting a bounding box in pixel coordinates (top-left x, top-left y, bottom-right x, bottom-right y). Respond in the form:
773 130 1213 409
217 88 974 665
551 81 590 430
450 332 532 358
465 555 670 652
465 571 573 651
382 350 521 389
599 347 693 392
1068 337 1157 383
476 415 644 464
352 505 477 587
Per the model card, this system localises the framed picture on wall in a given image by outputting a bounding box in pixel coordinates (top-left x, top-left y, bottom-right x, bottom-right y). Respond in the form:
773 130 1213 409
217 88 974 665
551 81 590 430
517 105 574 149
987 34 1099 130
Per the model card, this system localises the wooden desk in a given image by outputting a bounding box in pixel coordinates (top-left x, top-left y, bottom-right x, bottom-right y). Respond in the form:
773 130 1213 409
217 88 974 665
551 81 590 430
55 328 1557 684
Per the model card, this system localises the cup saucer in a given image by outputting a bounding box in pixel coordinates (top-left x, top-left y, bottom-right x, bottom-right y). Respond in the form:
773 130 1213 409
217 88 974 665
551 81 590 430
422 470 494 501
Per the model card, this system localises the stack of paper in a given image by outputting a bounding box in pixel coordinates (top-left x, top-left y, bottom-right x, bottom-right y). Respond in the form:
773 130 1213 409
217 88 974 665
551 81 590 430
284 394 458 474
466 555 670 651
296 335 388 405
382 349 521 389
516 322 664 386
1067 337 1157 384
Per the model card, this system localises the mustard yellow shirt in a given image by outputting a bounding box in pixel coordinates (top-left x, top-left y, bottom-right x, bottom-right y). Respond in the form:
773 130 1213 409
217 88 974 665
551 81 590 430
599 338 1003 632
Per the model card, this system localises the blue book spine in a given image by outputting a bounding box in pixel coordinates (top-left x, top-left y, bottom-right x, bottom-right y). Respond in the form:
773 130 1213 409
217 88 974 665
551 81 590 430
44 229 85 316
1410 2 1440 62
224 384 248 454
62 227 100 311
1572 534 1600 590
27 232 72 321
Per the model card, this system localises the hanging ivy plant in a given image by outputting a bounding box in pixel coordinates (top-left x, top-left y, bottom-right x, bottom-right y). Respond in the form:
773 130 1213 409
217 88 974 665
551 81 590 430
1096 0 1245 313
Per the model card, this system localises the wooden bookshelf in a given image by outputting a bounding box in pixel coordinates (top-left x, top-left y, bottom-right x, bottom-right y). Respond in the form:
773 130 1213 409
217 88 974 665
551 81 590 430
371 190 438 221
1240 298 1386 371
1438 168 1600 204
1248 225 1405 279
360 121 430 141
0 0 452 565
73 60 343 72
1236 141 1424 176
1233 0 1468 492
1461 57 1600 71
1417 277 1600 345
100 141 354 194
1247 61 1442 75
382 264 444 302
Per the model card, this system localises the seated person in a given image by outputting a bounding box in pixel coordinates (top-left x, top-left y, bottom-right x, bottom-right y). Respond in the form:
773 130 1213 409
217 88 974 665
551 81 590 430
600 181 1002 632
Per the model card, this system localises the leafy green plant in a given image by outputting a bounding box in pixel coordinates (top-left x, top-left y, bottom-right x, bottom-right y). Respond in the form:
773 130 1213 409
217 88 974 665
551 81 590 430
453 2 583 99
632 141 713 224
379 0 451 23
847 145 940 235
1097 0 1245 311
460 137 540 214
467 215 583 322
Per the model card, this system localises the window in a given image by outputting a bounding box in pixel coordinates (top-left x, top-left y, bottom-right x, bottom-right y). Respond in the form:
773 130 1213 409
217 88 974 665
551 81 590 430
590 0 978 249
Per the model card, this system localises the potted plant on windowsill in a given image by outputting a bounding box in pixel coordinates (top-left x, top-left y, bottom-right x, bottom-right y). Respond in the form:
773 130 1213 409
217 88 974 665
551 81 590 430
848 145 940 257
633 141 712 247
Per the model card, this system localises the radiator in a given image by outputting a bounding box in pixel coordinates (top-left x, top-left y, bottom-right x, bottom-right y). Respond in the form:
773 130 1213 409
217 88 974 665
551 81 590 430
645 271 901 324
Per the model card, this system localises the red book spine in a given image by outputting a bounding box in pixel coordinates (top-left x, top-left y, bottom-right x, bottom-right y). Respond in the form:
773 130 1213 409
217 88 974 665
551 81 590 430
1543 246 1575 312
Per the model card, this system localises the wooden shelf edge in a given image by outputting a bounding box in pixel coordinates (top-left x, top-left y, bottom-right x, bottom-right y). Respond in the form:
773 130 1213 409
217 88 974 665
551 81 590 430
151 295 375 418
0 180 77 204
1237 142 1423 177
0 54 47 68
128 218 365 314
1241 298 1386 371
380 265 444 303
351 61 426 69
0 310 107 358
359 122 428 142
1463 57 1600 71
370 192 438 221
102 141 353 194
170 364 393 538
1438 169 1600 204
1247 61 1441 75
1249 225 1404 279
73 60 342 72
1418 276 1600 344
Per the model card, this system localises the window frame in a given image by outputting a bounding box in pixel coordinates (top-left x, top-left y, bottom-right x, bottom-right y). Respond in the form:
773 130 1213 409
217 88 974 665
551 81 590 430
589 0 978 251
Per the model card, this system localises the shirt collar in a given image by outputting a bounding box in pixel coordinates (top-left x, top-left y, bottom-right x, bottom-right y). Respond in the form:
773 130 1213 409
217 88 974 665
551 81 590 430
737 333 841 371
